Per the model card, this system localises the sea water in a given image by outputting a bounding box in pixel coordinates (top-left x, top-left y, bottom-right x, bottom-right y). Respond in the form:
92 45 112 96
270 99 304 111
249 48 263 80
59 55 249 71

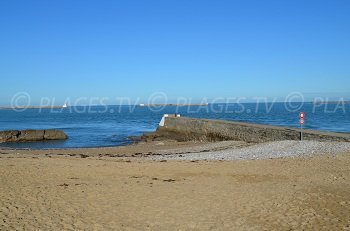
0 103 349 149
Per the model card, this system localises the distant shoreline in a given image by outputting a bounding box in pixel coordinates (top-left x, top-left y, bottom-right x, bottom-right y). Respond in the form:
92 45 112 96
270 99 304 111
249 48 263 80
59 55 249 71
313 101 350 105
0 106 66 109
138 103 209 107
1 101 350 109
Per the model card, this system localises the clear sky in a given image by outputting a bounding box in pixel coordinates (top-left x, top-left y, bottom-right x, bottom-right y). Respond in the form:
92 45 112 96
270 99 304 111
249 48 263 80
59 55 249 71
1 0 350 105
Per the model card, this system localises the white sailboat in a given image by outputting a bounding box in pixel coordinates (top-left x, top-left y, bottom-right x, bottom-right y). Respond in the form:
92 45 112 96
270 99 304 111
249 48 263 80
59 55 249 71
62 103 68 108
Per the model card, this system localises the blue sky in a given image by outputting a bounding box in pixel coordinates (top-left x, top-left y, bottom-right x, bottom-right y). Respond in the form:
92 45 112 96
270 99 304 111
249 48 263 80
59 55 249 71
1 0 350 105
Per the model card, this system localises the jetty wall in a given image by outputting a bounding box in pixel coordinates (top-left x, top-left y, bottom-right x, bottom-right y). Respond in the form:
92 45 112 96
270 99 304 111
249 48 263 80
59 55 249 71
158 116 350 142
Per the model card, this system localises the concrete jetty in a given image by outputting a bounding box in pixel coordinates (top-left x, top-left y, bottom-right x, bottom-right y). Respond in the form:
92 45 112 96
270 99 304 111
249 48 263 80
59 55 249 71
155 115 350 143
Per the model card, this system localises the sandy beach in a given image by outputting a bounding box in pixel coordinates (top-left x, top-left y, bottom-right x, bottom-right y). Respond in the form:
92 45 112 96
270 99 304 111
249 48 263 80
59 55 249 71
1 141 350 230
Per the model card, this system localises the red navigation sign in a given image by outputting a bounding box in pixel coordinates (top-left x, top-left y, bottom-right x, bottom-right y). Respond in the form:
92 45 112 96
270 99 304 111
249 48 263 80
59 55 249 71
299 112 305 141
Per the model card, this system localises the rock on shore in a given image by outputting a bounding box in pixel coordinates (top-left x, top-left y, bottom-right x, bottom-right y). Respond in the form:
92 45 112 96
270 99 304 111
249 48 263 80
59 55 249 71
0 130 68 143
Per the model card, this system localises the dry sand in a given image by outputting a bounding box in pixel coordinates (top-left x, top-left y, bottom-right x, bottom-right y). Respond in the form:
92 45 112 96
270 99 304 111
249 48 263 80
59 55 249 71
1 141 350 230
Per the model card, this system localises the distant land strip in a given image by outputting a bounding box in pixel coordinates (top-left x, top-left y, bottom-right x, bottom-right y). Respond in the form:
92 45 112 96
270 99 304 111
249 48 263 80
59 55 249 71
138 103 209 107
0 106 66 109
313 101 350 105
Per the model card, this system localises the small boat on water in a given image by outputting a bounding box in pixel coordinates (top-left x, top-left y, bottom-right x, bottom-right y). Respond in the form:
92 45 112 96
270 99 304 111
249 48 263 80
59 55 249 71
62 103 68 108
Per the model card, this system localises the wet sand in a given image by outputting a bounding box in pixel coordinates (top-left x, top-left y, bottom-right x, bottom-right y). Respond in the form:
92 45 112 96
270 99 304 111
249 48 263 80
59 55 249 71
1 142 350 230
0 140 250 159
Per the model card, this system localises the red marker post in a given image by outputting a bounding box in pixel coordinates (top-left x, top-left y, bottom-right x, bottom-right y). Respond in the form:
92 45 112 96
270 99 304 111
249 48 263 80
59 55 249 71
299 112 305 141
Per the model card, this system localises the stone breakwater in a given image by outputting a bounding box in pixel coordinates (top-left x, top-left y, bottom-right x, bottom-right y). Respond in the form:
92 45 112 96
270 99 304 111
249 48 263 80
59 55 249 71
0 130 68 143
155 116 350 143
